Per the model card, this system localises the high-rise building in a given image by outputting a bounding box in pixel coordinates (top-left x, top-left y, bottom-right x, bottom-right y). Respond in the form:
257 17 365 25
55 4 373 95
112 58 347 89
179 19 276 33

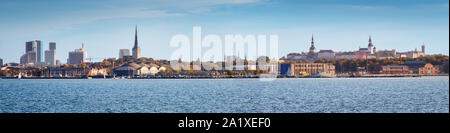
45 50 56 66
21 40 42 67
0 58 3 67
119 49 130 58
26 41 33 53
45 42 56 66
49 42 56 50
20 42 38 67
68 43 87 65
20 54 27 65
421 45 425 55
38 40 43 64
26 51 37 65
132 26 141 59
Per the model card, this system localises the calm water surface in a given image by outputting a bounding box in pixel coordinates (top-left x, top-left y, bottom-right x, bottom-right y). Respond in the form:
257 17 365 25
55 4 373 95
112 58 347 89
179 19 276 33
0 76 448 113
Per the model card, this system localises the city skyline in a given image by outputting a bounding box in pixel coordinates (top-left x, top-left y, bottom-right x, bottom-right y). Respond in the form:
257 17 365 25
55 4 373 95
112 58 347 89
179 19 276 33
0 0 449 63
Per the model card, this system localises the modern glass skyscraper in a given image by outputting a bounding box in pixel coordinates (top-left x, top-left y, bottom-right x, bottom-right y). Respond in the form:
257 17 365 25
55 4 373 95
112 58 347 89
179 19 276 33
45 42 56 66
67 43 87 65
22 40 43 67
49 42 56 50
36 40 43 66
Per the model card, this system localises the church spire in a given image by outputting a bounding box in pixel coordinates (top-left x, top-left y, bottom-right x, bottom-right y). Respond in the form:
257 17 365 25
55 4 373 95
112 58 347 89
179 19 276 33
132 25 141 59
368 35 373 47
309 34 316 53
134 25 138 49
81 42 85 51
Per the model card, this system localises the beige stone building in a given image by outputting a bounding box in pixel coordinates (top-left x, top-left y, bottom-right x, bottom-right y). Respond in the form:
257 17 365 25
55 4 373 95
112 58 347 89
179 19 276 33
280 63 335 76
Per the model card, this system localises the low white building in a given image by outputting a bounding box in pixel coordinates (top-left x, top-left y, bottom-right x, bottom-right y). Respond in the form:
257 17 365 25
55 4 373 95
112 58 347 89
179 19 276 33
158 66 167 72
148 64 160 75
285 53 305 61
336 52 356 59
317 50 335 59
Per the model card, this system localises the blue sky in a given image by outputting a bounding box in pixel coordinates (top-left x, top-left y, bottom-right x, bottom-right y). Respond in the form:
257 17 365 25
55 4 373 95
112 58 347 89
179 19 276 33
0 0 448 63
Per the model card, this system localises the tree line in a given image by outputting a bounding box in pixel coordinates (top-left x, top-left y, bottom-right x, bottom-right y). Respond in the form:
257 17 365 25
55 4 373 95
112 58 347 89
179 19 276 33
313 55 449 73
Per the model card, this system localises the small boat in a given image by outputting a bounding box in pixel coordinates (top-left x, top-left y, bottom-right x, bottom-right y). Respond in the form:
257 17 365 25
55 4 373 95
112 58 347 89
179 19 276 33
18 72 22 80
313 72 336 78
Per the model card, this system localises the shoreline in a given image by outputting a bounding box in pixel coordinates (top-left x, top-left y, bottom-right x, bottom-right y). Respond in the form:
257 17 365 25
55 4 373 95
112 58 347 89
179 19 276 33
1 74 447 79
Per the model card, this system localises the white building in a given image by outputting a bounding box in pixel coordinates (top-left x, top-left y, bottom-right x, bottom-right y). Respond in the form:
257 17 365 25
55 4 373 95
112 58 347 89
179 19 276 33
149 65 160 75
357 36 376 55
367 36 375 54
336 52 356 59
285 53 305 61
396 45 425 58
317 50 335 59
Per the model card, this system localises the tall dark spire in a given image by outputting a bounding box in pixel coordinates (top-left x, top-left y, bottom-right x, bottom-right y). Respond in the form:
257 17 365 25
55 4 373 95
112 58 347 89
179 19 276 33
368 35 373 47
134 25 138 49
309 34 316 52
132 25 141 59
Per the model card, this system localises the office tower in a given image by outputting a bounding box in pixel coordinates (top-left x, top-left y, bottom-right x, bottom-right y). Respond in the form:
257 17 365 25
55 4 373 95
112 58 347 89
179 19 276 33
421 45 425 55
68 43 87 65
26 41 33 53
0 58 3 67
119 49 130 58
21 41 37 67
45 42 56 66
22 40 43 67
26 51 37 65
49 42 56 50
